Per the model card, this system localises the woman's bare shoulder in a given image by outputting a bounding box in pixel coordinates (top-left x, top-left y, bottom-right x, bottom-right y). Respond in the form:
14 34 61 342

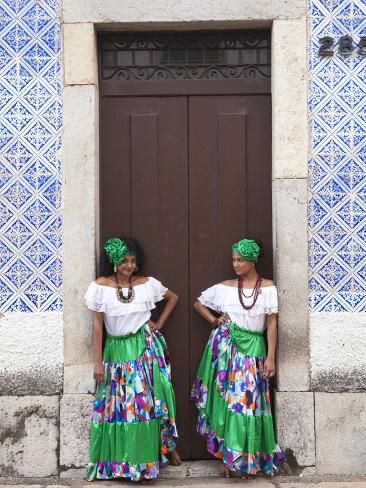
261 278 275 288
132 276 149 285
95 276 115 286
220 279 237 287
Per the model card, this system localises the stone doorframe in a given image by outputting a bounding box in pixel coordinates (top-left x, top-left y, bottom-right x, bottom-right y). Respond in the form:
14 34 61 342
61 0 310 468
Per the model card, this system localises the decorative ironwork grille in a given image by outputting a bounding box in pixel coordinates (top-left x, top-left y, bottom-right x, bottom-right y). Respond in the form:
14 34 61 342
100 31 271 81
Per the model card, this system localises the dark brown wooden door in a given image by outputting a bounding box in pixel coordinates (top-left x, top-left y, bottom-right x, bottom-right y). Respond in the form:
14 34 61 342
188 95 272 458
100 93 272 459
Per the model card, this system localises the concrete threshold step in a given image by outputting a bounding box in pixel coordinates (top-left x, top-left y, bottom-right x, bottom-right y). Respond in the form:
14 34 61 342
1 479 366 488
59 461 276 480
56 461 366 485
1 462 366 487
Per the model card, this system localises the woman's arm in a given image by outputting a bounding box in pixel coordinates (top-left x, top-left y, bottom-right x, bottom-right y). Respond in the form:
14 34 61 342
193 300 228 328
149 289 179 331
264 313 277 379
93 311 104 383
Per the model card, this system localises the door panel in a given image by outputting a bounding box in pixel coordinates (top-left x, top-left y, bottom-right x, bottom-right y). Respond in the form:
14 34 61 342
101 94 272 459
101 97 191 457
188 95 272 458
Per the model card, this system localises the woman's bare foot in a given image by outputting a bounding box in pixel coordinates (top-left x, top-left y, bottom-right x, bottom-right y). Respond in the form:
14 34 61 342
218 461 230 478
241 472 255 480
279 461 293 475
169 449 182 466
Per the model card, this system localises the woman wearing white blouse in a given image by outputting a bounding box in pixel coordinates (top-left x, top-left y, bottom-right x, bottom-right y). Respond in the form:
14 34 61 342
85 237 181 482
191 238 284 479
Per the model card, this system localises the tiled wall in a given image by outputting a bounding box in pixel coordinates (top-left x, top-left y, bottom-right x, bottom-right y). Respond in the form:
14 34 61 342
0 0 61 312
1 0 365 314
309 0 366 312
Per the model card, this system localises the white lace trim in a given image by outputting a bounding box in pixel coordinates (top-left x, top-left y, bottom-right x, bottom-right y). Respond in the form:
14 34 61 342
198 284 278 317
85 277 168 317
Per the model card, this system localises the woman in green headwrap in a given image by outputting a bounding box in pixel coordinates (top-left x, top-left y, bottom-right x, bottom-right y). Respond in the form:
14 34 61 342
191 238 284 478
85 236 181 482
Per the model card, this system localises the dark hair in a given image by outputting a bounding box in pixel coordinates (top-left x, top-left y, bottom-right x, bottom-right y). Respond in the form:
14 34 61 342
253 238 264 260
99 236 145 277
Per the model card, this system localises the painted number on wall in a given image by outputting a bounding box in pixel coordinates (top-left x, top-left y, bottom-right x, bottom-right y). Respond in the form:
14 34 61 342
318 36 366 57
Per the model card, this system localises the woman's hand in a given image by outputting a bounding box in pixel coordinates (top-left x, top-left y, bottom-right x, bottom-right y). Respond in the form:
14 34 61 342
149 290 178 332
212 313 230 328
94 360 104 384
148 320 162 332
264 357 276 379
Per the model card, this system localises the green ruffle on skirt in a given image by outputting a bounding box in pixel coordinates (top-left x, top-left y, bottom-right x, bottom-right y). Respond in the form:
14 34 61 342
88 325 178 481
90 419 162 464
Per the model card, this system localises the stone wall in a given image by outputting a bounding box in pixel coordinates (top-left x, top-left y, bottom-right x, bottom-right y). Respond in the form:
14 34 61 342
276 0 366 474
0 0 63 477
60 0 310 476
0 0 365 478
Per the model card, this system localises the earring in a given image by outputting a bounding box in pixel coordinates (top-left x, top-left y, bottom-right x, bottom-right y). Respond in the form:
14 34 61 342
114 266 117 273
135 265 139 273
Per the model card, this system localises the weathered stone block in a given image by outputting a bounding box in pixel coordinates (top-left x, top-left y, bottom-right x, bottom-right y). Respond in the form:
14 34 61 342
63 0 306 23
315 393 366 475
273 179 309 391
60 468 84 479
63 23 97 86
64 363 95 396
275 392 315 466
0 396 59 477
310 313 366 392
272 19 308 179
0 486 43 488
300 466 316 476
60 394 93 469
0 312 63 395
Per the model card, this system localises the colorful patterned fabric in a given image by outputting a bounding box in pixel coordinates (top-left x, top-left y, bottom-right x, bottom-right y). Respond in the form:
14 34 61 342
87 325 178 481
191 322 284 476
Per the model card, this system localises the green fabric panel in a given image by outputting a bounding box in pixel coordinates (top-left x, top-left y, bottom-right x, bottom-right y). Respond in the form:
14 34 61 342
153 358 164 400
204 388 275 454
152 358 177 417
89 419 161 464
103 326 146 362
196 343 214 381
155 332 168 352
161 369 176 417
229 322 266 357
86 462 98 480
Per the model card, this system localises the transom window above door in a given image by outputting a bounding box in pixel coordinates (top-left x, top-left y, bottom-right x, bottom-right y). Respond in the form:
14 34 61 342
100 31 271 81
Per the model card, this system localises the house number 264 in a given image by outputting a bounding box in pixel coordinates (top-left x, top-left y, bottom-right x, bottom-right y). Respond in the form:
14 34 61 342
319 36 366 57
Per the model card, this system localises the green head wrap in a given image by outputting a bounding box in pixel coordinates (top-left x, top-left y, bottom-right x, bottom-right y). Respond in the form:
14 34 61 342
232 239 260 263
104 238 133 266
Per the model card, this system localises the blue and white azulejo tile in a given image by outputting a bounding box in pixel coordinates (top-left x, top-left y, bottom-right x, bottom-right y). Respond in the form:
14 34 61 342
309 0 366 312
0 0 62 312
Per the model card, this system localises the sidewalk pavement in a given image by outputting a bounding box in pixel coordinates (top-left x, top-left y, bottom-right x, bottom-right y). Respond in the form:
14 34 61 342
1 462 366 488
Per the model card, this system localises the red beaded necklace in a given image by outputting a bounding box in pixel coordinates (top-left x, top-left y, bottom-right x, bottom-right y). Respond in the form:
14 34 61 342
238 273 261 310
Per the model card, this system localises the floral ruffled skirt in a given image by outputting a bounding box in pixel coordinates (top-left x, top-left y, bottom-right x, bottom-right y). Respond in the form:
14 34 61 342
87 324 178 481
190 322 284 476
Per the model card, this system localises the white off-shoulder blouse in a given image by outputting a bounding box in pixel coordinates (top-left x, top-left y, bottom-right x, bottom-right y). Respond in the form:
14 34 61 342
197 283 278 332
85 277 168 337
